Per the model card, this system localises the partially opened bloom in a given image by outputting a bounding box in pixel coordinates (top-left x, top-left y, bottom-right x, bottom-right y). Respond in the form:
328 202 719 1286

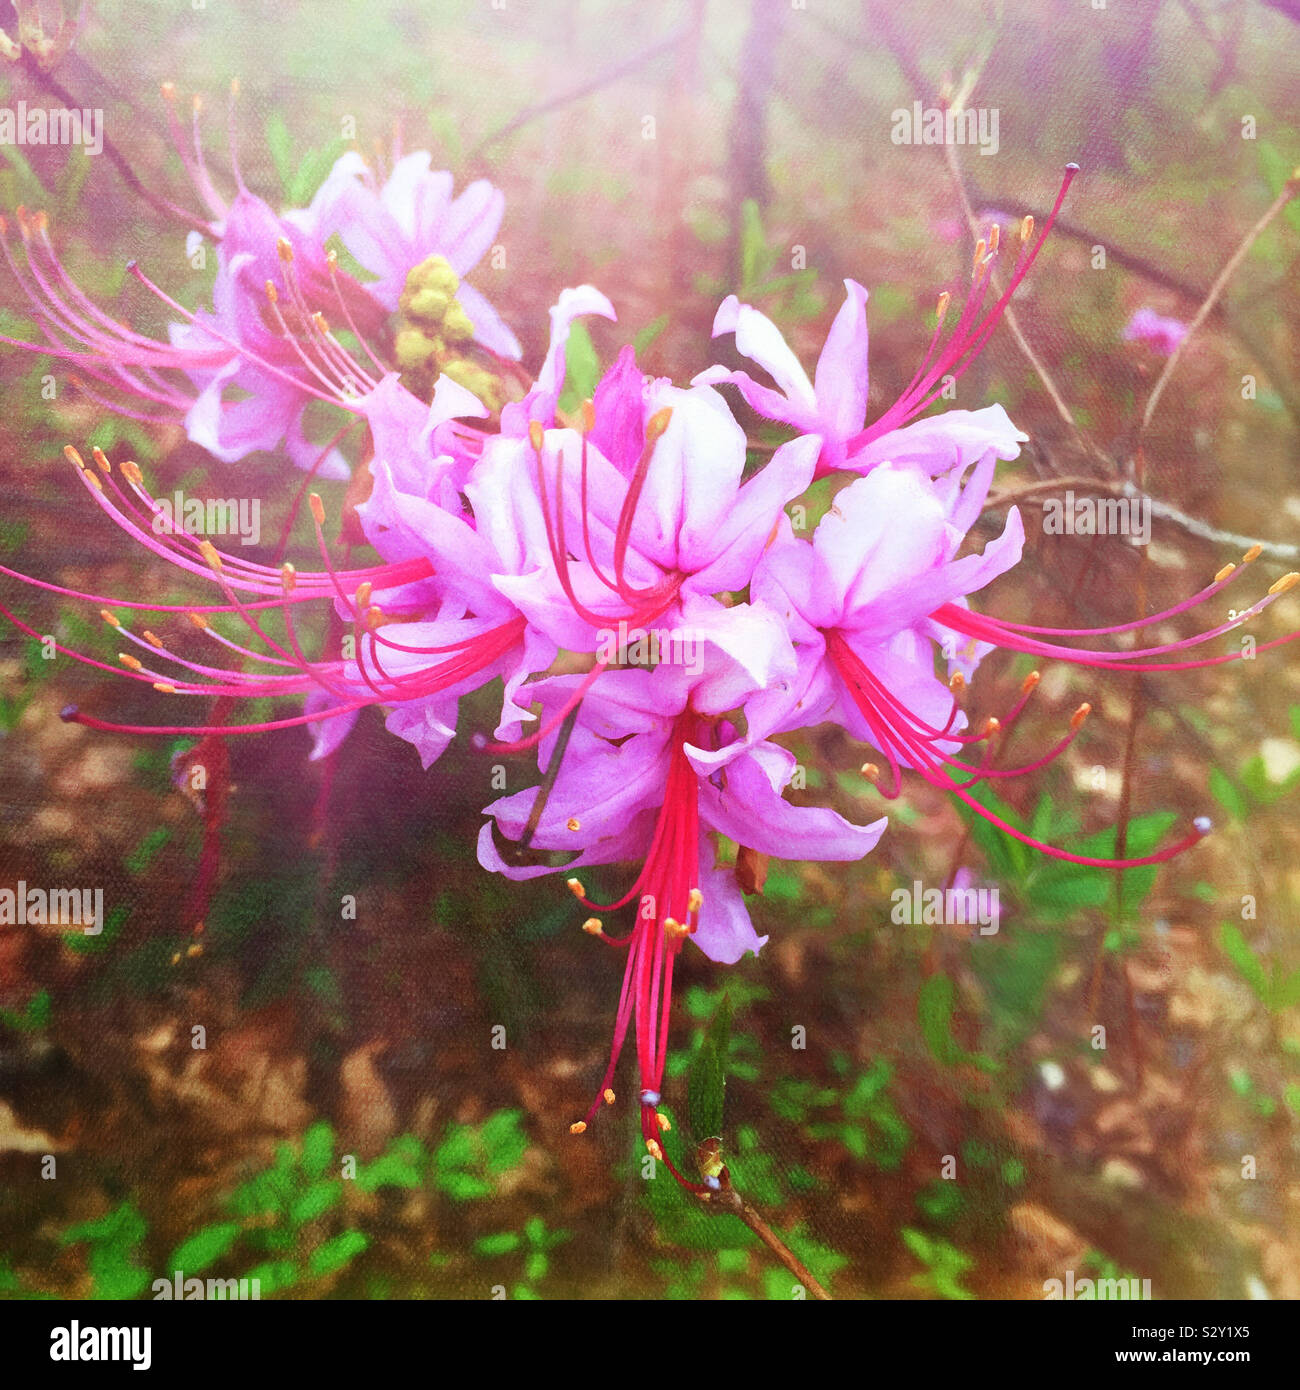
478 636 886 1175
301 149 519 358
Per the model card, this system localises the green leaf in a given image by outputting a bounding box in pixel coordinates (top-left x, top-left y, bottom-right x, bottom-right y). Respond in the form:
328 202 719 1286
1257 144 1300 235
1220 922 1270 1005
633 314 669 356
437 1171 493 1202
1208 767 1247 821
738 199 771 296
356 1135 426 1193
917 975 997 1074
556 322 600 414
300 1121 335 1181
1272 969 1300 1011
474 1231 522 1257
307 1230 369 1278
289 1180 342 1226
243 1260 299 1297
918 974 960 1066
125 825 171 875
169 1222 242 1274
264 111 295 195
0 989 51 1032
480 1109 529 1173
687 992 733 1139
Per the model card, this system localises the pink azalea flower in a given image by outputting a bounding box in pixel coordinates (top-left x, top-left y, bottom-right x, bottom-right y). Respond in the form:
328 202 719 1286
478 647 885 1171
0 94 520 476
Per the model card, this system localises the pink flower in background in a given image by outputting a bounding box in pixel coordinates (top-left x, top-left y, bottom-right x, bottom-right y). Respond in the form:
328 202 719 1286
1122 306 1189 357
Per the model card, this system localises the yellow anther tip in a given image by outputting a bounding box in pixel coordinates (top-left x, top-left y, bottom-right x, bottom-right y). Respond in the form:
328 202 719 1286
99 609 121 628
645 406 673 442
566 816 581 832
308 494 325 526
603 1089 616 1106
1269 572 1300 595
581 917 603 935
569 1121 587 1136
1070 702 1092 731
528 419 545 453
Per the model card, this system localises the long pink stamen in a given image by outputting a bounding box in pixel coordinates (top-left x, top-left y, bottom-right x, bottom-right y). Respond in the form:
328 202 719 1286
825 632 1210 868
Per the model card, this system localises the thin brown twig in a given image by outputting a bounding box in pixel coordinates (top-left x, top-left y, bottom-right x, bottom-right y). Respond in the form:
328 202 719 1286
1140 178 1299 436
702 1183 832 1300
466 25 691 163
983 476 1300 563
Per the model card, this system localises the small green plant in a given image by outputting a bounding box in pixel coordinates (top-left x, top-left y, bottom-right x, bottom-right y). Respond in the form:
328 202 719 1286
472 1216 570 1299
901 1228 976 1300
432 1109 529 1201
1220 922 1300 1014
769 1054 911 1171
60 1202 152 1300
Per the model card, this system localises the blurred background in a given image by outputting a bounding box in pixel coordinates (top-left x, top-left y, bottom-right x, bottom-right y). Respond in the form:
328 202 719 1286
1 0 1298 1299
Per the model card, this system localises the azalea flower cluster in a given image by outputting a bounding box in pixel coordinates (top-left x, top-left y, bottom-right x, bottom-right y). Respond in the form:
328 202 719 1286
4 118 1296 1186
